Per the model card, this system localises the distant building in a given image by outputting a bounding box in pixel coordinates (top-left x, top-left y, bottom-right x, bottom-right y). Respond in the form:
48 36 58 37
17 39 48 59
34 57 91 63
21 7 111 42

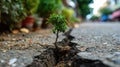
108 0 120 10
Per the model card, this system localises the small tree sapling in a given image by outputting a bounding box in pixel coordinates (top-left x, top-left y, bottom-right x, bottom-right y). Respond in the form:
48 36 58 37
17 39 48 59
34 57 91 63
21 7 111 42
48 14 67 49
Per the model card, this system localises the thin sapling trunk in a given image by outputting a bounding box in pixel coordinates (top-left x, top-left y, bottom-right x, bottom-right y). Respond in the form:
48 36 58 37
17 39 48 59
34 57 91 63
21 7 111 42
55 31 59 49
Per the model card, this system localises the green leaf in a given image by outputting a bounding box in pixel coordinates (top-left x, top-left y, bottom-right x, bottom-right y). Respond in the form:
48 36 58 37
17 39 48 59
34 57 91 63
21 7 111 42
48 14 67 34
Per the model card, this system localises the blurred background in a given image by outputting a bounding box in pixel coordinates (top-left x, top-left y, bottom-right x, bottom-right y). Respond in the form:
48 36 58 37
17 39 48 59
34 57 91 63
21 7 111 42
0 0 120 33
88 0 120 22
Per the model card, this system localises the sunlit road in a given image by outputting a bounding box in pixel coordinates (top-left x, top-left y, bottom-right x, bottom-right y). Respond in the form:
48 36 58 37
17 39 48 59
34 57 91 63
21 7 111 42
72 22 120 46
71 22 120 67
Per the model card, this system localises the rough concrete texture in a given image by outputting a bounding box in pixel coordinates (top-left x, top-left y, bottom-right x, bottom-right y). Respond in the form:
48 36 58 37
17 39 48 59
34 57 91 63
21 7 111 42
71 22 120 67
0 29 55 67
0 22 120 67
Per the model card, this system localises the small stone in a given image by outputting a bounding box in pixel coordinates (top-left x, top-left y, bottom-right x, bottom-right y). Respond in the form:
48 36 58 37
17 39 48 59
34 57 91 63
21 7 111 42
77 52 92 57
9 58 17 65
20 28 29 33
12 64 17 67
2 49 7 52
12 38 16 41
0 60 5 63
73 23 79 28
12 30 19 34
62 46 71 51
103 42 108 45
79 46 87 51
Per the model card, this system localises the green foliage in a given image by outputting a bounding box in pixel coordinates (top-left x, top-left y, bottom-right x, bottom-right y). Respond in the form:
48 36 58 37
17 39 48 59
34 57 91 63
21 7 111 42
99 7 112 15
77 0 93 18
48 14 67 48
90 15 99 21
70 16 81 23
1 0 26 30
61 7 80 23
22 0 40 15
37 0 63 18
48 14 67 33
62 8 74 19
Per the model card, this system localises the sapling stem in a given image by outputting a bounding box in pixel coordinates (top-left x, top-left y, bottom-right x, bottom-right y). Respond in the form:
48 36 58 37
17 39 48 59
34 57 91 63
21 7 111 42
55 31 59 49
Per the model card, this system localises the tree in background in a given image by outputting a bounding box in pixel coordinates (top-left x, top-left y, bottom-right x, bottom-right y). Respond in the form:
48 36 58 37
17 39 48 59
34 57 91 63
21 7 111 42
1 0 26 32
77 0 93 19
37 0 63 28
22 0 40 15
21 0 40 29
99 7 112 15
90 15 99 21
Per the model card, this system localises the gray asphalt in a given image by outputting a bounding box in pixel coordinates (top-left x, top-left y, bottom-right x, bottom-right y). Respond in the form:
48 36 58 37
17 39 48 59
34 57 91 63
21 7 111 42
0 22 120 67
71 22 120 67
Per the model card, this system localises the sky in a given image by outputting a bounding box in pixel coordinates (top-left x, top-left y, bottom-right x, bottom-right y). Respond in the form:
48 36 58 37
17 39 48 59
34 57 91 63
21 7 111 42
89 0 108 15
86 0 108 19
